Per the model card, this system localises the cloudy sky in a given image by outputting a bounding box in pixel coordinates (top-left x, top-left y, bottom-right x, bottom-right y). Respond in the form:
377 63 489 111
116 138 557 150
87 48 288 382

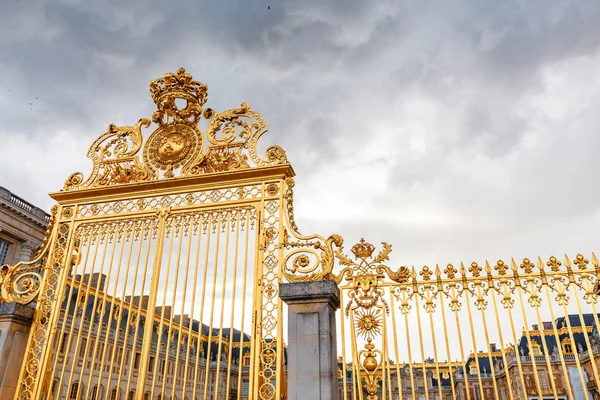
2 0 600 269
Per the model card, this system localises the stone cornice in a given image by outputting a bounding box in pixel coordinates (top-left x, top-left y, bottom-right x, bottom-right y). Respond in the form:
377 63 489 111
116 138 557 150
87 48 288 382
0 187 49 229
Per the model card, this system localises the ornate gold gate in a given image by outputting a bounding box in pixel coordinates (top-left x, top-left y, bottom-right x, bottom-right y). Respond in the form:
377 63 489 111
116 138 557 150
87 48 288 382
3 68 599 400
300 238 600 400
0 68 297 400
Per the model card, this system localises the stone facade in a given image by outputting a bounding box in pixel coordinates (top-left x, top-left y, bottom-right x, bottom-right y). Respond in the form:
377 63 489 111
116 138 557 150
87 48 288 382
0 186 49 265
0 186 50 400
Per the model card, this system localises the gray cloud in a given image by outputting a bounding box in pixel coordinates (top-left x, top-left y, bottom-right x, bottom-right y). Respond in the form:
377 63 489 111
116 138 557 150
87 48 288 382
1 0 600 271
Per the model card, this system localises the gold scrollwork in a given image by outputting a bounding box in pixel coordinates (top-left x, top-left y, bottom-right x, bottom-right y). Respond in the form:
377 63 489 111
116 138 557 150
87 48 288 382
64 68 288 191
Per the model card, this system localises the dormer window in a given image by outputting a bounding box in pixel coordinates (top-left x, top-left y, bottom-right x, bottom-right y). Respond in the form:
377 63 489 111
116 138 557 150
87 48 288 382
531 341 542 356
562 338 573 354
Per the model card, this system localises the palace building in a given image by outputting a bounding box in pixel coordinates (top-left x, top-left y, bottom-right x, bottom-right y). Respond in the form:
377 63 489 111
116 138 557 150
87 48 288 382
338 314 600 400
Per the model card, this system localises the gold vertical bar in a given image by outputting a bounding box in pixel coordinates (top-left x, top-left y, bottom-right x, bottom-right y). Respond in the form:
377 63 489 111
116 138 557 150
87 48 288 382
175 214 200 399
167 214 195 400
159 215 186 399
202 211 224 400
541 274 574 399
478 263 500 400
567 254 600 392
48 226 92 396
412 268 430 400
428 308 444 400
348 310 365 400
559 297 590 400
149 216 177 400
380 301 391 399
224 211 242 400
55 224 103 398
275 184 285 400
122 218 156 398
512 259 545 399
31 214 78 400
110 225 145 396
487 265 515 400
339 288 350 400
447 270 472 400
85 222 131 398
247 208 263 400
135 208 170 398
505 289 530 400
437 265 456 400
402 304 417 400
388 292 404 400
461 264 485 400
68 224 114 399
213 211 233 399
191 212 214 399
235 210 252 400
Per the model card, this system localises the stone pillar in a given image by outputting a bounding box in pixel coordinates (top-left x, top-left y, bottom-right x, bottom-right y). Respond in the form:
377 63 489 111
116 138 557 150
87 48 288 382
0 302 35 400
279 280 340 400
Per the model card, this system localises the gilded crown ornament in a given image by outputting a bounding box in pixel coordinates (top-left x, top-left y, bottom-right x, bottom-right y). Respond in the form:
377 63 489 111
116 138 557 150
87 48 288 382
351 238 376 259
63 67 287 190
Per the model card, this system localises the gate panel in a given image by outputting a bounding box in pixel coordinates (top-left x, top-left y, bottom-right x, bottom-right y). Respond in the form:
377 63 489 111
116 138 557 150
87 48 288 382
331 240 600 400
43 206 262 400
0 68 292 400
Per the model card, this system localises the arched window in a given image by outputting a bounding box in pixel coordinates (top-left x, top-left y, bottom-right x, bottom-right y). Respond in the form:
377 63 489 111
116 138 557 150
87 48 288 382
51 380 59 400
143 393 150 400
110 388 119 400
127 391 135 400
68 382 80 400
90 385 100 400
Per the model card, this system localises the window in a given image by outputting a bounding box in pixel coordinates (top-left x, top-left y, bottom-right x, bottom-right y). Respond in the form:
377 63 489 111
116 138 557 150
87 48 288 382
469 365 477 375
143 393 150 400
127 391 135 400
148 356 155 372
539 372 549 390
51 380 59 400
160 358 165 374
0 239 10 264
110 388 119 400
60 333 69 354
69 382 79 400
79 339 87 358
134 352 140 370
531 341 542 356
90 385 101 400
563 338 573 354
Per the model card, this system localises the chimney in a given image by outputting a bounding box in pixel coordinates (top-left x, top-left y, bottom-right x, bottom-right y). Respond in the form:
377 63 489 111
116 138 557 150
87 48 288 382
74 273 107 291
124 295 150 310
490 343 497 352
532 324 539 330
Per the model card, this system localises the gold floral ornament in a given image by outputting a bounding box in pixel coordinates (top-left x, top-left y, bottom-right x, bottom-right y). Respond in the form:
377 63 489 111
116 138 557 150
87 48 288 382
64 68 288 190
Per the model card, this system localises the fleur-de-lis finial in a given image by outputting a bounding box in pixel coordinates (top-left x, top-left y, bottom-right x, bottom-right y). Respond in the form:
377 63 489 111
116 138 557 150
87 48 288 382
574 254 589 270
444 263 457 279
420 266 433 281
469 262 482 277
494 260 508 275
547 256 561 272
520 258 534 274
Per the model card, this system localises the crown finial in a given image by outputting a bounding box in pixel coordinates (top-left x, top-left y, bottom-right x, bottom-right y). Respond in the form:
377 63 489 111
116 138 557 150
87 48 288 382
351 238 376 259
149 67 208 124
